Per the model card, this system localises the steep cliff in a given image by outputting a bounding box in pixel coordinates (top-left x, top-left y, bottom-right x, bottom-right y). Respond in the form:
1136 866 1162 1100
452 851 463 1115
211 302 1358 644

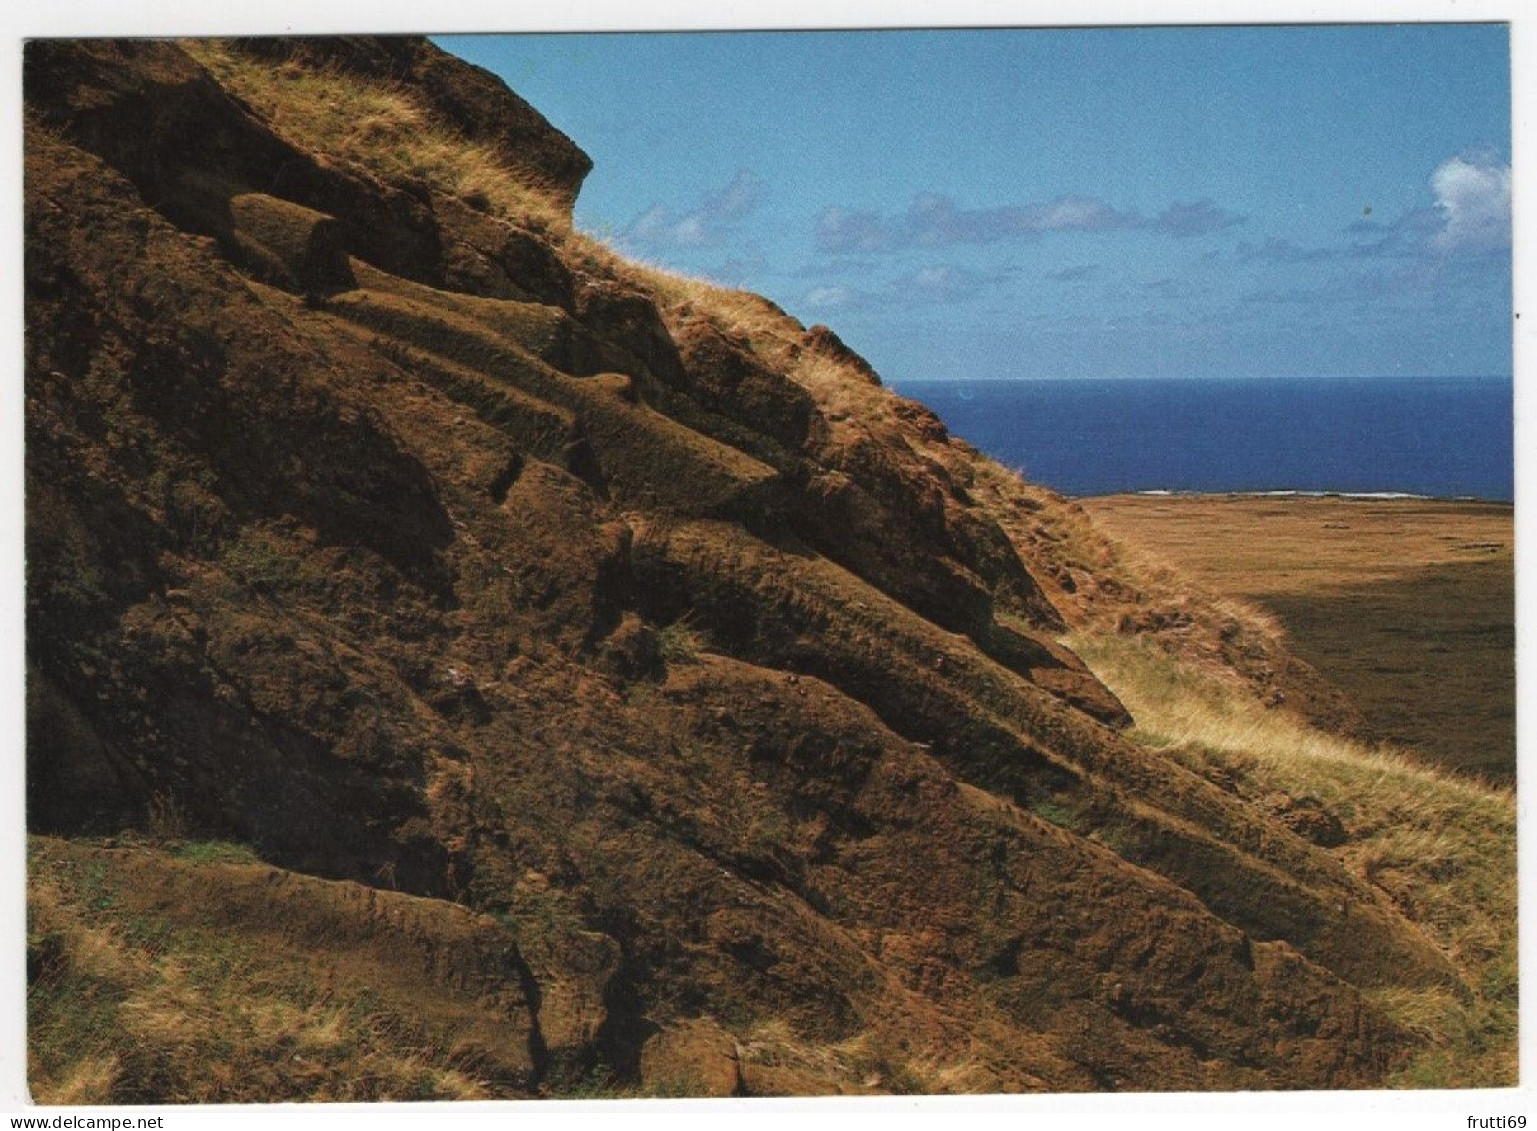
25 37 1468 1099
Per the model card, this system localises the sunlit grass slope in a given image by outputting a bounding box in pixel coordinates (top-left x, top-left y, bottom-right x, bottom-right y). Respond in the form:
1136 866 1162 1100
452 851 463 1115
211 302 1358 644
1069 631 1516 1088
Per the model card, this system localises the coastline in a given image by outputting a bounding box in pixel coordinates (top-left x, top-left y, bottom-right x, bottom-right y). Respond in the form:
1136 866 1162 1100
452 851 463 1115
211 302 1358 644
1102 488 1513 505
1116 488 1509 501
893 376 1514 504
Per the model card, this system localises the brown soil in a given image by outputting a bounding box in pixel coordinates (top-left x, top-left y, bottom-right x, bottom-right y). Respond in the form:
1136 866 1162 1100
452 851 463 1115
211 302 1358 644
21 37 1480 1099
1082 495 1515 782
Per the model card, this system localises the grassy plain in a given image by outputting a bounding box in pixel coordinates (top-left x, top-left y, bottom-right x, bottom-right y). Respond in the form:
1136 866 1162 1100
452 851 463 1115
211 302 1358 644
1064 492 1516 1086
1081 494 1514 782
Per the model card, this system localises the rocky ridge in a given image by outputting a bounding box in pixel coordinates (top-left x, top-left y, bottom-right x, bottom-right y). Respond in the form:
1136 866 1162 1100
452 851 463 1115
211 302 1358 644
24 37 1459 1098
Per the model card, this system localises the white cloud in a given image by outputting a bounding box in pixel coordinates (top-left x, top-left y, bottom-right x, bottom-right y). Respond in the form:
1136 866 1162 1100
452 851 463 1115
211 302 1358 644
1431 154 1510 253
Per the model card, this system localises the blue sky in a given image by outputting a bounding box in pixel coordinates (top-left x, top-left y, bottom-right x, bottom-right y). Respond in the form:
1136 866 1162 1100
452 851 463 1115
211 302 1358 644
438 26 1511 382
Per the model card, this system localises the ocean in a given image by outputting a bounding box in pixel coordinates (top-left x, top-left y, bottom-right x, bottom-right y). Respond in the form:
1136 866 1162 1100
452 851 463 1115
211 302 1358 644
892 376 1514 502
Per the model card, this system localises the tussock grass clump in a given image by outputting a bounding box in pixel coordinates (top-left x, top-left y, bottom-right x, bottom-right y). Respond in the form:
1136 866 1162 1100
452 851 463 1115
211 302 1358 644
1069 631 1516 1087
736 1019 977 1095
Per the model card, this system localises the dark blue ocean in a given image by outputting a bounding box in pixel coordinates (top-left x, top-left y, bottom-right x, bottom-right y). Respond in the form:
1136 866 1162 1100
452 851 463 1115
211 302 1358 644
892 376 1514 502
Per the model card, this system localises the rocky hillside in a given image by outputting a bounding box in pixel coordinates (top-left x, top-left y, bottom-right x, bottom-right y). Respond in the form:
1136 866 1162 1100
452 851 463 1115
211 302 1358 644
24 37 1479 1099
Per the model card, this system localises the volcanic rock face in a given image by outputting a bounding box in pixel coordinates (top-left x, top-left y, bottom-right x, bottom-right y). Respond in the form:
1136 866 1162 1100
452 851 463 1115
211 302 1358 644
25 37 1452 1097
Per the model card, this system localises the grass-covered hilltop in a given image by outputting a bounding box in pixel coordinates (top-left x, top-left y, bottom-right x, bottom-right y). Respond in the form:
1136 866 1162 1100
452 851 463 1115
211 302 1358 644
24 37 1514 1101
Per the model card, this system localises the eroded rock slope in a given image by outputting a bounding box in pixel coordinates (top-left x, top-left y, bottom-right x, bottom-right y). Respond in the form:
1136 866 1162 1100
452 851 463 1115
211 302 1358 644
25 37 1454 1097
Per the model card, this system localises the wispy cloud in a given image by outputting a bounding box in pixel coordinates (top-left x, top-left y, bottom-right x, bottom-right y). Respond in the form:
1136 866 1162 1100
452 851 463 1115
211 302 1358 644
1241 256 1488 308
1235 236 1339 264
1152 200 1249 238
815 192 1245 253
1232 152 1509 271
1234 215 1441 265
1257 272 1422 310
804 284 867 312
813 208 895 255
711 243 771 285
794 256 883 279
900 263 1018 303
802 262 1017 312
621 169 765 251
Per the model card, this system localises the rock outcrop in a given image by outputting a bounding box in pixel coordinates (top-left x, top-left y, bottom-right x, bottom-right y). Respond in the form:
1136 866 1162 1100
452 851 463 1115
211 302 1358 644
24 37 1452 1099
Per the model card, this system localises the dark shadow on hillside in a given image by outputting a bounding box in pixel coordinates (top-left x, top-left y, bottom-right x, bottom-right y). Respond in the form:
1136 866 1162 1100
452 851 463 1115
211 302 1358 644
1258 557 1514 783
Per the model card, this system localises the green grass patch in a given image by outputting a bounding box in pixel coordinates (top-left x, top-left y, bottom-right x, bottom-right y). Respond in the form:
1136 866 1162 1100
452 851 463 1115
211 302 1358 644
170 840 262 866
1025 797 1087 833
655 617 707 665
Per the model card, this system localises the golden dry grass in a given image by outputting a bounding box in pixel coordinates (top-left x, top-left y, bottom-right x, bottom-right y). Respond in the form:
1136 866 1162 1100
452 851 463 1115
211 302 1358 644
734 1018 969 1095
27 838 492 1104
1068 631 1516 1087
180 39 889 419
1082 495 1515 778
182 40 572 232
71 39 1514 1095
181 45 778 320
